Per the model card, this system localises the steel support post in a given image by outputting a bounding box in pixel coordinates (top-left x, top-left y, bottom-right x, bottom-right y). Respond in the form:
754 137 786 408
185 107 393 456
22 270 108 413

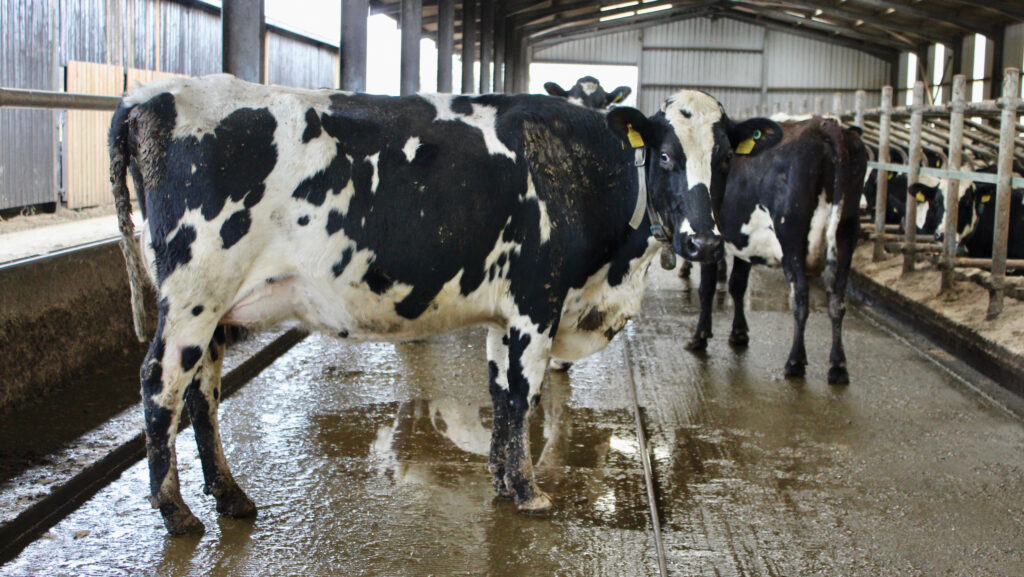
222 0 264 83
437 0 454 92
400 0 422 96
478 0 492 93
461 0 476 93
340 0 369 91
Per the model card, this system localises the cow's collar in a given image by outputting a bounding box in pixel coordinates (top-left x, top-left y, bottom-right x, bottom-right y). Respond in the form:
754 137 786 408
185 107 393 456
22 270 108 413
625 133 672 245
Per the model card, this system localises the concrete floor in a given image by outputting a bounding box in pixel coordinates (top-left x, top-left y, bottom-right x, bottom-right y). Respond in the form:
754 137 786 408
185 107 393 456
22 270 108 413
3 264 1024 576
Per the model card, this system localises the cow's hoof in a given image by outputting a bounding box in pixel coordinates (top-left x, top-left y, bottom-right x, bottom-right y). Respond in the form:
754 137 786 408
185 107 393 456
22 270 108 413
548 359 573 372
784 362 806 379
827 366 850 385
215 485 257 518
728 331 749 347
517 491 554 513
162 509 205 536
684 337 708 351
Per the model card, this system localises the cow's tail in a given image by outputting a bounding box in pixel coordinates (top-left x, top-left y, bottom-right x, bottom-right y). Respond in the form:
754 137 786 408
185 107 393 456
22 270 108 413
109 102 149 343
820 117 851 289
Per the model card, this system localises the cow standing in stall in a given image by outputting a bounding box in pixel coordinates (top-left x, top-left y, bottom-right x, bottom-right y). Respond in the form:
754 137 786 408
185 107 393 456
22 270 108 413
543 75 631 110
109 74 780 534
685 116 867 384
945 165 1024 260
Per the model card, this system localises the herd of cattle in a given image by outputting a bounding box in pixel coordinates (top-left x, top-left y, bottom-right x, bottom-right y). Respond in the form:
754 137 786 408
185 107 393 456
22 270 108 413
107 73 1019 535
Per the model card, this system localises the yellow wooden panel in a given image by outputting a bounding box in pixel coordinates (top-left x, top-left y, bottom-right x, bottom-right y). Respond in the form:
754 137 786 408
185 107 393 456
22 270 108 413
65 61 124 209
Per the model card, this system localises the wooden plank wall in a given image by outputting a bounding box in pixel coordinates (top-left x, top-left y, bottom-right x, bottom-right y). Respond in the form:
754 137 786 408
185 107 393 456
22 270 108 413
64 61 124 209
64 63 186 209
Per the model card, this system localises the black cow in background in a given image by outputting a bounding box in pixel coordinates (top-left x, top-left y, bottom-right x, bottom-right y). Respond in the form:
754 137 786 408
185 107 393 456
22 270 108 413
686 117 868 384
945 165 1024 260
544 76 631 109
862 150 945 235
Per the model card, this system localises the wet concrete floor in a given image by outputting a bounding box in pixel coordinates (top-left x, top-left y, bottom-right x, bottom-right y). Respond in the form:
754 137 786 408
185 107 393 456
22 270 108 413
3 264 1024 576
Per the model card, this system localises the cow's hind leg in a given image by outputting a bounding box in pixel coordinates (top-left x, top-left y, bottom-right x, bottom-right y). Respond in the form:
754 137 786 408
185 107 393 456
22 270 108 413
685 261 719 351
486 328 513 498
728 258 752 346
823 218 858 384
184 326 256 518
782 261 810 378
488 322 554 512
142 303 218 534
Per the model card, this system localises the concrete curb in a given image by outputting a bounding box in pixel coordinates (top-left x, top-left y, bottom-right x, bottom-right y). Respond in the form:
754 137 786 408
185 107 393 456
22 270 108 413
848 269 1024 397
0 328 307 564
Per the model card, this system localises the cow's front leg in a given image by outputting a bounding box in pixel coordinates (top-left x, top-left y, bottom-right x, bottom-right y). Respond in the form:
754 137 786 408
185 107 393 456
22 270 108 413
184 326 256 519
728 258 752 346
494 321 554 512
143 307 213 535
685 261 719 351
783 262 810 378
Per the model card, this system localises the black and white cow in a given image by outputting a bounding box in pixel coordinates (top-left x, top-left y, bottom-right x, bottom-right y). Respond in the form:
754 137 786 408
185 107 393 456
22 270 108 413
109 74 779 534
949 169 1024 260
543 76 631 109
862 170 945 235
685 116 867 384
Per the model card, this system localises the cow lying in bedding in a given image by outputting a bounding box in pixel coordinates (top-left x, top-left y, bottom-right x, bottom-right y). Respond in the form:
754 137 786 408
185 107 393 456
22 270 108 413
109 74 780 534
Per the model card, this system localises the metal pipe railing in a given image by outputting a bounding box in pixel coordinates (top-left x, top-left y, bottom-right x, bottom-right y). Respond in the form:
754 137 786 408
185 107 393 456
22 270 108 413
0 87 120 111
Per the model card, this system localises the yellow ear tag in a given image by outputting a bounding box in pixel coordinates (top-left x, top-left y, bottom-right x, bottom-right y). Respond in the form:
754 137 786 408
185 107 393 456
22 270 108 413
982 194 992 203
916 192 926 203
887 172 894 180
626 125 645 148
736 137 755 155
612 93 624 103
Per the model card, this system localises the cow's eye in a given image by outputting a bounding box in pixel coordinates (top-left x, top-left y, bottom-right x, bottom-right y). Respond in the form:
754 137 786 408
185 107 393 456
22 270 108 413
660 153 671 165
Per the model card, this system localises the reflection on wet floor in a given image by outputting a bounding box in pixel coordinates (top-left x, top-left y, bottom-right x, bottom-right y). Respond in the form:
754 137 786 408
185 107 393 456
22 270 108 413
4 264 1024 576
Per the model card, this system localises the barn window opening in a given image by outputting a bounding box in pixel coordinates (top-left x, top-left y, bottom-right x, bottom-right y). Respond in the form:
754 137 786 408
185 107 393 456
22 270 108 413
972 33 987 102
905 52 918 106
932 43 945 105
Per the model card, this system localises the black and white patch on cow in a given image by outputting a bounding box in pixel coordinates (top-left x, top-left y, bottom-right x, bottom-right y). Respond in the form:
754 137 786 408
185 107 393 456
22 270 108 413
686 116 867 385
544 75 632 110
110 74 779 535
950 165 1024 260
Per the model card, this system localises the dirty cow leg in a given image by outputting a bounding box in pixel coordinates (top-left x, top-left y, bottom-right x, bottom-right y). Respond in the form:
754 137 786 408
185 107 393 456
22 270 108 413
142 302 217 535
783 260 810 378
728 258 752 347
685 260 719 351
488 321 554 512
824 218 857 385
486 328 513 498
183 326 256 519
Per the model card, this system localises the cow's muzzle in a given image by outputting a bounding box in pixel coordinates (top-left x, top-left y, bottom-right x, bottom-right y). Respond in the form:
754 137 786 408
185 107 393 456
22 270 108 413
675 232 724 263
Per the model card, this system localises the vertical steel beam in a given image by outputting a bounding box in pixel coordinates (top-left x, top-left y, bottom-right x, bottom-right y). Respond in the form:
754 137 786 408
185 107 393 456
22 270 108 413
492 5 505 92
461 0 476 94
437 0 454 92
874 86 893 262
941 75 966 294
340 0 369 91
503 19 516 92
902 81 925 275
222 0 265 83
854 90 865 128
990 29 1005 101
986 67 1020 319
400 0 422 96
479 0 492 93
832 92 843 116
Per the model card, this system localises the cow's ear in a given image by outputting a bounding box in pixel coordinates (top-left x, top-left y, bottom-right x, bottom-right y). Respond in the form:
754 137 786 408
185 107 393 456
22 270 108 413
728 118 782 156
606 107 652 149
606 86 632 106
544 82 569 98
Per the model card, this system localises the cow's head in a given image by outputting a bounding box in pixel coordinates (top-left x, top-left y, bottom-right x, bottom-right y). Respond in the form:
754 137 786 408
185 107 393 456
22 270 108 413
606 91 781 262
906 179 945 235
945 181 993 250
544 76 631 110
